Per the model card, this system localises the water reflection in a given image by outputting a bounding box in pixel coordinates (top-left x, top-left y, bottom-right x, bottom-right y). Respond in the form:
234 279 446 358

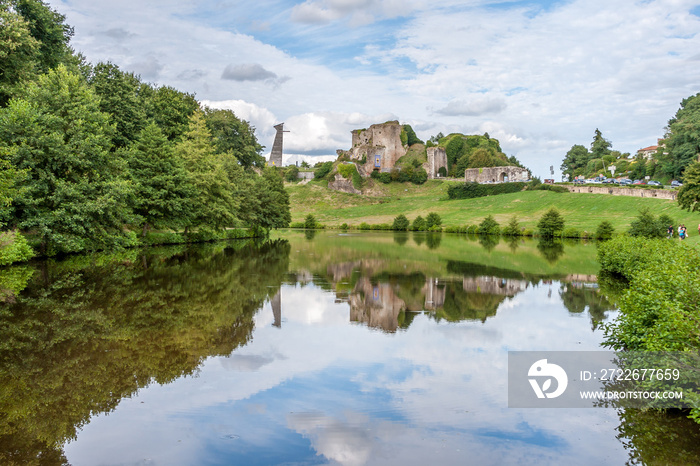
0 231 699 465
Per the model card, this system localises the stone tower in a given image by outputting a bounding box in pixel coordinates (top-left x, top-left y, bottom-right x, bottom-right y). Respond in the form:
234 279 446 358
268 123 286 167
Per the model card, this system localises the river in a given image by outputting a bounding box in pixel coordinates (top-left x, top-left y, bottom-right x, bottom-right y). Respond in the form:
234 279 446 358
1 230 699 465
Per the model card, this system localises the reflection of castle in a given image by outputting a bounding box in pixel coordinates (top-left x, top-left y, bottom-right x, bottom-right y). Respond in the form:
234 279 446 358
462 276 528 296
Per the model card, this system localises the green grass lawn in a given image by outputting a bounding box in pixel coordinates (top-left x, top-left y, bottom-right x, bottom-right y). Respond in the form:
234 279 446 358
287 179 700 244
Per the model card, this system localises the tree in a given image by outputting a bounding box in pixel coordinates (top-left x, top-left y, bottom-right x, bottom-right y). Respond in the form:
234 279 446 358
425 212 442 229
304 214 316 229
126 123 195 236
140 84 199 141
14 0 74 74
203 107 265 169
561 144 590 179
501 216 520 236
0 65 132 253
628 207 666 238
660 93 700 179
300 161 310 168
175 111 237 231
285 165 299 182
478 215 500 235
537 208 565 238
595 221 615 240
411 215 426 231
590 128 612 160
392 214 409 231
88 61 147 149
246 168 291 230
402 124 422 146
0 3 39 106
678 161 700 212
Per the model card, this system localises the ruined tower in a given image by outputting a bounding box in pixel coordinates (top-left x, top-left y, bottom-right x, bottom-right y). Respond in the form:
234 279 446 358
268 123 286 167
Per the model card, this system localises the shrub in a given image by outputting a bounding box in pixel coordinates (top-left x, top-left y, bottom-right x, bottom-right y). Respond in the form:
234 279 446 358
447 182 526 199
522 229 534 237
501 216 520 236
443 225 460 233
0 231 35 265
358 222 370 230
425 212 442 229
411 216 427 231
289 222 305 229
370 223 391 230
285 165 299 182
628 207 667 238
562 228 581 239
392 214 410 231
314 161 334 179
379 172 391 184
340 223 348 230
336 163 355 179
537 208 565 238
466 225 479 234
304 214 317 229
352 169 363 189
596 221 615 240
478 215 500 235
412 168 428 184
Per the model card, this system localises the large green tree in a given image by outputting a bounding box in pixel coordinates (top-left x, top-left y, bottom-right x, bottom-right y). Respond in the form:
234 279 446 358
590 128 612 159
89 61 147 149
678 161 700 212
660 93 700 180
13 0 74 74
127 123 195 235
0 65 132 253
175 111 238 231
140 84 199 141
560 144 590 179
203 107 265 169
0 3 39 106
242 168 291 230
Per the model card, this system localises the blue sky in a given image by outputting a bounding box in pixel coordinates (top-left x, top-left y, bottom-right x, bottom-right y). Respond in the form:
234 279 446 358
51 0 700 178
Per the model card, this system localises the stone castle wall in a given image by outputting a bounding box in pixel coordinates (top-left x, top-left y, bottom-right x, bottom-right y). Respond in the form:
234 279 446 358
427 147 448 179
566 185 677 200
349 121 407 175
464 166 530 183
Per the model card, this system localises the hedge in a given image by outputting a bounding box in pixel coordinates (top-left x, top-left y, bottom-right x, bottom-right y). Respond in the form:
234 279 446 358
447 182 526 199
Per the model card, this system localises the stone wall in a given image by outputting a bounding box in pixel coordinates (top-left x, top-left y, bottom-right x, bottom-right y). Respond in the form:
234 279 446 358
328 173 361 195
464 166 530 183
565 185 677 200
427 147 448 179
347 121 407 176
297 171 315 180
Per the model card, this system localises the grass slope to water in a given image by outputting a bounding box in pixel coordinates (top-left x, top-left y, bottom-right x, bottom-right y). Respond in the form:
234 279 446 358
287 180 700 242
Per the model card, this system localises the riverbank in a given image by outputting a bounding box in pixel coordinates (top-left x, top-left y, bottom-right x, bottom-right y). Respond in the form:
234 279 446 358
287 179 700 243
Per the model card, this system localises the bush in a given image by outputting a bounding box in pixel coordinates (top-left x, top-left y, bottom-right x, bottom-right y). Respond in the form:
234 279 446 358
358 222 370 230
537 208 565 238
340 223 348 230
478 215 500 235
447 182 526 199
466 225 479 234
314 161 334 180
501 216 520 236
562 228 581 239
336 163 355 179
628 207 667 238
392 214 410 231
304 214 317 229
411 216 427 231
0 231 35 265
425 212 442 229
285 165 299 182
370 223 391 230
596 221 615 240
290 222 305 229
411 168 428 184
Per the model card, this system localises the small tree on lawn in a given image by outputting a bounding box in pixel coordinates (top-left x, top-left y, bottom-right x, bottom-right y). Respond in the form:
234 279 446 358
392 214 410 231
479 215 501 235
537 208 565 238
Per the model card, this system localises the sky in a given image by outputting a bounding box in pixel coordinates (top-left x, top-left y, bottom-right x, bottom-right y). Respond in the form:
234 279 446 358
48 0 700 178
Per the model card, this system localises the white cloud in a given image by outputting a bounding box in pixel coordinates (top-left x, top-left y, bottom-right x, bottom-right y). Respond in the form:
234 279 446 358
434 98 507 116
221 63 278 82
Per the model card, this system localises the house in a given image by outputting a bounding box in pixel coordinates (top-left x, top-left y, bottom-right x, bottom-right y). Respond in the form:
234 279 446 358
636 139 665 160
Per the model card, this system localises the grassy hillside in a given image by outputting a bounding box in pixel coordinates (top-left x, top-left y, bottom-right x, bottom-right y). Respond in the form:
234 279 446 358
287 179 700 242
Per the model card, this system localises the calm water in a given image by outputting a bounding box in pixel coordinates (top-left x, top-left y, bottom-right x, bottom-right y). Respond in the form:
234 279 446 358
1 230 699 465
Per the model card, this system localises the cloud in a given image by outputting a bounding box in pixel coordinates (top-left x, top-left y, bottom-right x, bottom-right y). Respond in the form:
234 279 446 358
99 28 133 40
128 56 163 79
177 69 207 80
434 98 507 116
290 0 407 26
221 63 278 81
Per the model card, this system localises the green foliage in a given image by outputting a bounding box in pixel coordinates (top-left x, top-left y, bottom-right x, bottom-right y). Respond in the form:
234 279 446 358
0 65 133 254
560 144 590 179
659 92 700 180
411 168 428 184
447 182 526 199
501 216 520 236
314 161 333 180
562 228 581 239
140 84 199 141
392 214 409 231
628 207 667 238
678 161 700 212
14 0 74 74
358 222 370 230
590 128 612 160
127 122 195 235
304 214 317 229
595 220 615 240
537 208 565 238
402 124 422 145
88 61 147 148
203 107 264 168
425 212 442 229
352 168 363 189
243 168 291 230
438 166 447 177
411 215 426 231
478 215 500 235
0 3 39 106
336 163 355 179
0 230 34 265
285 165 299 182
